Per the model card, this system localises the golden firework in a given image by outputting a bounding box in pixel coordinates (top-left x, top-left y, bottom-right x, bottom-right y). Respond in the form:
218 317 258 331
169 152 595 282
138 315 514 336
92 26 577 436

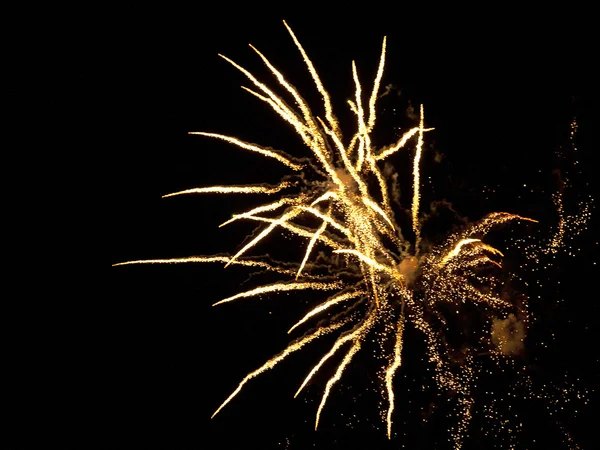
114 21 590 449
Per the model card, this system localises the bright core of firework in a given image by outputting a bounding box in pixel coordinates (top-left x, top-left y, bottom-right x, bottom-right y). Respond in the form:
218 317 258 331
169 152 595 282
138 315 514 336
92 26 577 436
114 21 553 448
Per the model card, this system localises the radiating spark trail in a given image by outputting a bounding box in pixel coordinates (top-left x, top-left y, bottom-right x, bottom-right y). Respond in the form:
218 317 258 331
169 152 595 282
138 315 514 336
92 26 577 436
296 206 355 240
362 196 395 229
476 242 503 257
189 132 303 170
385 313 404 439
375 127 434 161
249 44 321 135
162 182 293 198
219 196 304 227
216 55 320 154
295 313 375 399
367 36 386 132
467 212 538 237
296 218 328 279
213 281 342 306
369 154 394 215
412 104 425 252
244 215 345 251
211 319 348 419
315 336 362 429
310 191 338 206
351 61 369 171
239 85 317 149
440 239 481 266
225 209 303 267
282 20 340 138
316 117 368 195
112 256 296 275
334 249 401 282
288 290 365 334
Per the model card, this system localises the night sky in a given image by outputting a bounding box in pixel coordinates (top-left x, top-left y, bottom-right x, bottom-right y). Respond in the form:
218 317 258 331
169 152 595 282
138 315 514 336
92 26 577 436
106 9 597 450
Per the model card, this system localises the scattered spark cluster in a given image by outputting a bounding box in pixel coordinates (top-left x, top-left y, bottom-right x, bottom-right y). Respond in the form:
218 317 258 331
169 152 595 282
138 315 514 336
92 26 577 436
534 118 591 258
115 22 593 449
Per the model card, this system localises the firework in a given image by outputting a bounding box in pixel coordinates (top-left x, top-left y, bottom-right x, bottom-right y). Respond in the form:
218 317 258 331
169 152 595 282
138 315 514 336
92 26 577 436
114 21 591 449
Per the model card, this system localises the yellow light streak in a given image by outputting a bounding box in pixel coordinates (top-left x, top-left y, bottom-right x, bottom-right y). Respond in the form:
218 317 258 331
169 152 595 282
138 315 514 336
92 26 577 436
374 127 434 161
310 191 338 206
296 218 328 279
315 336 362 429
412 104 425 252
220 196 304 228
333 249 402 283
295 205 354 241
112 256 295 275
243 215 344 251
213 281 342 306
211 319 347 418
351 61 370 171
440 239 481 266
385 314 404 439
162 182 293 198
189 132 303 170
295 314 374 399
283 20 341 139
287 290 365 334
225 209 303 267
367 36 387 132
361 196 395 229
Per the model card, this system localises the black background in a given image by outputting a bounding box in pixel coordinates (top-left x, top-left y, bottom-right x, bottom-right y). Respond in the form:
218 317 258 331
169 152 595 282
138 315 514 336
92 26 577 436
106 7 596 450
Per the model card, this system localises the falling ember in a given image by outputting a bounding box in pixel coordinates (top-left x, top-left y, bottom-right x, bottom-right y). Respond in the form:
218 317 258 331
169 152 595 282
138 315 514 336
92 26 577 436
114 21 591 449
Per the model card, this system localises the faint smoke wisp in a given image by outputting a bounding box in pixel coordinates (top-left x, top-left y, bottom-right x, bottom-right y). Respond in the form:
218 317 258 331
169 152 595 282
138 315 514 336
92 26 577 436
491 314 525 356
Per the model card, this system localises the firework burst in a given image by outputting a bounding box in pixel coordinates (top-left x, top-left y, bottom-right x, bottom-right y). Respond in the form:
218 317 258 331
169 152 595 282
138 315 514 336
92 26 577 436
114 21 592 449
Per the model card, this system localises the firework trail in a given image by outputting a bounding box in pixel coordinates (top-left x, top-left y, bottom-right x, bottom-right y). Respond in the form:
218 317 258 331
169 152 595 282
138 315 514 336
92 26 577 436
114 21 591 449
